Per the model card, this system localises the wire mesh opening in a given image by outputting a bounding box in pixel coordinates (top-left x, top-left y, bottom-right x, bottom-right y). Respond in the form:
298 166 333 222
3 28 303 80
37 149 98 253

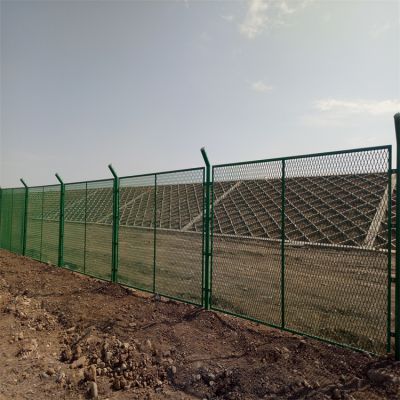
211 147 391 353
0 145 394 354
118 168 204 304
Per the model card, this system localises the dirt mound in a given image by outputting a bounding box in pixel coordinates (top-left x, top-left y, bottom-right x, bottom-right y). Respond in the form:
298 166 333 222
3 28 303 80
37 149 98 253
0 249 399 399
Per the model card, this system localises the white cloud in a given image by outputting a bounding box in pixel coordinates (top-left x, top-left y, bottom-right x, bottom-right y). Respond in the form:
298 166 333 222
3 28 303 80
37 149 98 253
371 22 391 38
278 1 295 15
251 80 273 93
200 31 211 42
301 98 400 128
240 0 269 39
315 99 400 116
239 0 314 39
222 15 235 22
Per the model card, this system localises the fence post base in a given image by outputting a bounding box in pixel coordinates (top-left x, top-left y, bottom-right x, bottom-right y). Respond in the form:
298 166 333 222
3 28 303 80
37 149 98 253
394 113 400 360
201 148 211 310
108 165 119 283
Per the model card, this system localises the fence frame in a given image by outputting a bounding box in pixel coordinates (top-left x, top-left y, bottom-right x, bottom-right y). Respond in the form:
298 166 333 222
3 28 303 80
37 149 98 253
108 165 119 283
210 144 393 355
20 179 28 256
55 174 65 267
394 112 400 360
0 117 399 358
116 165 205 306
201 148 211 310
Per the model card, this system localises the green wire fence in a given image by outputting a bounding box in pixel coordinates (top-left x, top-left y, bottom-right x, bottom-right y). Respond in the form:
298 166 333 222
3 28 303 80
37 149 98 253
0 114 399 358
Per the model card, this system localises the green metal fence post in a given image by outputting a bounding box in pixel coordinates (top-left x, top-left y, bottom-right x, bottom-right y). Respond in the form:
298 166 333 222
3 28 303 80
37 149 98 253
108 164 119 283
0 187 2 248
10 188 14 252
55 174 65 267
388 149 393 354
153 174 157 293
281 159 286 328
394 113 400 360
20 179 28 256
201 147 211 310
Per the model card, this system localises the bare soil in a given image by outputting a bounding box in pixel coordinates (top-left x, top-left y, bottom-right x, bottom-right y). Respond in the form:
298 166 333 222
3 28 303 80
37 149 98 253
33 222 391 353
0 249 399 400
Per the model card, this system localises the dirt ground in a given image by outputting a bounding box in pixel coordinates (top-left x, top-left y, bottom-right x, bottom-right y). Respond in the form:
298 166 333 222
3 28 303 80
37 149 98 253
29 221 390 354
0 250 399 400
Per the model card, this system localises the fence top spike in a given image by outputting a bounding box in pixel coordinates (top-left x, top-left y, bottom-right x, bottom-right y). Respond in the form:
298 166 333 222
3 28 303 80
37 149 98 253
20 178 28 188
200 147 210 167
108 164 118 178
395 113 400 141
55 173 64 184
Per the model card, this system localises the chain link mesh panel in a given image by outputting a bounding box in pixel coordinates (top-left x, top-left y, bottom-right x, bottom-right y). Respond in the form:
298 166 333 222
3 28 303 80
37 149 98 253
0 146 393 355
10 188 25 254
84 179 113 281
155 169 204 304
211 161 283 325
26 187 43 260
41 185 60 264
211 147 391 353
0 190 2 246
284 148 391 353
64 182 86 272
118 168 204 304
0 189 13 250
118 174 155 291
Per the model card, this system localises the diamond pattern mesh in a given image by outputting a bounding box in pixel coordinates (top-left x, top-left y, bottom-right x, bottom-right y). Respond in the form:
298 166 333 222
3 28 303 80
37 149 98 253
84 180 113 281
41 186 60 264
26 187 43 260
118 168 204 304
0 189 16 251
0 146 394 354
64 182 86 273
155 169 204 304
211 148 391 353
63 180 113 281
118 175 155 292
10 188 26 255
212 161 283 325
284 150 390 353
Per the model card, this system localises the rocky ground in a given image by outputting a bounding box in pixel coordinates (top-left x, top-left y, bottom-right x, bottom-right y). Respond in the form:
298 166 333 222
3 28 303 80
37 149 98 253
0 249 399 399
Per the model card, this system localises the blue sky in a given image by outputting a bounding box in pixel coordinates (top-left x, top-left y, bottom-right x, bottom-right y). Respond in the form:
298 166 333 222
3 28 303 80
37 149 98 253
1 0 399 187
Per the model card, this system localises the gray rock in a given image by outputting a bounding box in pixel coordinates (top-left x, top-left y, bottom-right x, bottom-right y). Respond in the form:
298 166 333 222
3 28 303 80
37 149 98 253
73 345 82 359
88 381 98 399
104 351 112 363
61 347 72 362
84 364 97 382
71 356 87 369
367 368 392 384
113 377 121 390
39 372 49 380
332 388 341 400
120 377 128 389
208 373 216 381
56 372 66 384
